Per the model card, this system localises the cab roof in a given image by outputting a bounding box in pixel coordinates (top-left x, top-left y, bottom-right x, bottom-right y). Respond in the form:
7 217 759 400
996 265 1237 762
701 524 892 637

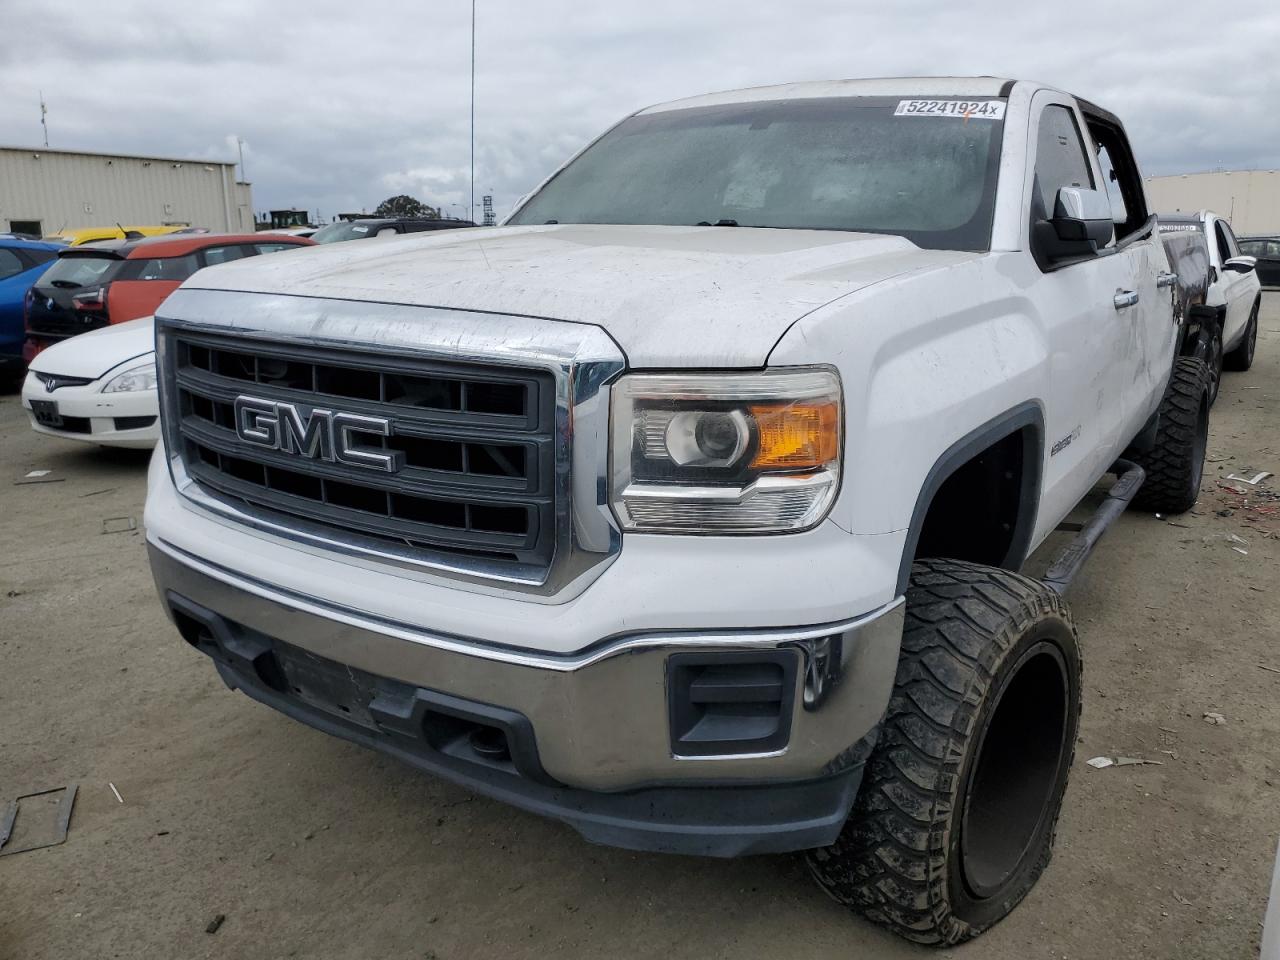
641 77 1016 114
0 234 64 252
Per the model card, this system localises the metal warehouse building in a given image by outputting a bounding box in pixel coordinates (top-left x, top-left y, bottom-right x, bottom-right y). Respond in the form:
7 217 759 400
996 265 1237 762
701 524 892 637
0 145 253 237
1146 169 1280 236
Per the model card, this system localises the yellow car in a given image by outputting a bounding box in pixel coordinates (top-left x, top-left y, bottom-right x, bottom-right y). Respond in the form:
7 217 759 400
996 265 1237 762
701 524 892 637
48 225 186 246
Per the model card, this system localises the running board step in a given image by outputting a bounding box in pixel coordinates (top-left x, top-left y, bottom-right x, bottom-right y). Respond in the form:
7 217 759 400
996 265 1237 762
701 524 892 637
1042 459 1146 596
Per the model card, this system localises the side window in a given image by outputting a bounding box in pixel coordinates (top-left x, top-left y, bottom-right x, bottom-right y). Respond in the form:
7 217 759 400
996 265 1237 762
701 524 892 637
134 254 200 281
1219 222 1241 258
0 249 25 281
201 245 248 266
1213 222 1233 262
252 243 295 254
1084 118 1149 241
1094 144 1129 225
1032 105 1094 220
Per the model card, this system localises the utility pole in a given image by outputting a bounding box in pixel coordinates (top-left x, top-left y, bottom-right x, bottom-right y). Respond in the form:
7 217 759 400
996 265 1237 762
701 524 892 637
39 91 49 147
470 0 476 223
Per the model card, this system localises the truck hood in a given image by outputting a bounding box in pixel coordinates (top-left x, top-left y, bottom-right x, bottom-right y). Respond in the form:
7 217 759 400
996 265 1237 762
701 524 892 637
182 224 979 366
28 315 155 379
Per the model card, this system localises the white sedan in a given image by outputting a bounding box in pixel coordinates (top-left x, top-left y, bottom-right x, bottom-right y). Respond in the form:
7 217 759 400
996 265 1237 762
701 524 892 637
21 316 159 449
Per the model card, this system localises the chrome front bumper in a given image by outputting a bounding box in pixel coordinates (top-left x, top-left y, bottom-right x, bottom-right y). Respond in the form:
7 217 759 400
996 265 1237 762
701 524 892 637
149 536 904 854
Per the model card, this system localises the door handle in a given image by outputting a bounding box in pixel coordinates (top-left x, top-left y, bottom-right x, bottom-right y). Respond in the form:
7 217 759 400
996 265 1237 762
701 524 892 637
1156 272 1178 288
1114 290 1140 310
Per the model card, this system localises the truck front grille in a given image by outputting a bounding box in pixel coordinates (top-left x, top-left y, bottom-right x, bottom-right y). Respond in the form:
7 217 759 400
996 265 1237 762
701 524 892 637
167 333 557 568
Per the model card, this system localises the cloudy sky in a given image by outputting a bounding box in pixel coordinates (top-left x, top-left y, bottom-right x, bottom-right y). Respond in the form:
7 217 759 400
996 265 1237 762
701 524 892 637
3 0 1278 224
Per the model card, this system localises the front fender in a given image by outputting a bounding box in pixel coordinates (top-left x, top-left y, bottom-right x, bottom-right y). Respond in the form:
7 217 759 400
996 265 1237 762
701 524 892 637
768 255 1049 549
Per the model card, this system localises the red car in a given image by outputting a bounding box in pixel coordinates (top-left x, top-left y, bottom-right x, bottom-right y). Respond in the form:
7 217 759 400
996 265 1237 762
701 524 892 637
23 233 314 361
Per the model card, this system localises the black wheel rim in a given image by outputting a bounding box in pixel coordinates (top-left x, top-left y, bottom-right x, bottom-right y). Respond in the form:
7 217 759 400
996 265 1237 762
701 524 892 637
1209 333 1223 403
1247 308 1258 365
959 641 1069 900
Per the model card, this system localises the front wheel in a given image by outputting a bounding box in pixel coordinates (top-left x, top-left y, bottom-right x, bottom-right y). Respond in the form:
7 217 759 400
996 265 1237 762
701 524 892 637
1205 322 1223 407
806 559 1081 946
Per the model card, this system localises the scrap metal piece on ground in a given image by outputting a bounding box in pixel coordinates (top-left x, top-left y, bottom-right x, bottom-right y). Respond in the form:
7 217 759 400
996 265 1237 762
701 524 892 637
0 801 16 847
13 475 65 485
1086 756 1164 769
0 784 77 857
101 516 137 535
1227 472 1274 486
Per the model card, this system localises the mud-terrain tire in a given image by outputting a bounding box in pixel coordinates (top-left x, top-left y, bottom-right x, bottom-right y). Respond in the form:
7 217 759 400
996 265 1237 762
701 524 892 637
806 559 1081 946
1130 357 1210 514
1223 299 1259 372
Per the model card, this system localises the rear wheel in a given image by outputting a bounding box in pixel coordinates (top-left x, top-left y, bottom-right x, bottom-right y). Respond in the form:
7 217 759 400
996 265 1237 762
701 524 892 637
1223 300 1259 372
1130 357 1210 514
806 560 1081 946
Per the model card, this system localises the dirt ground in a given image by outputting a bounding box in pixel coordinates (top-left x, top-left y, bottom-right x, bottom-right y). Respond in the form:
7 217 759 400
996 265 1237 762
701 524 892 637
1 296 1278 960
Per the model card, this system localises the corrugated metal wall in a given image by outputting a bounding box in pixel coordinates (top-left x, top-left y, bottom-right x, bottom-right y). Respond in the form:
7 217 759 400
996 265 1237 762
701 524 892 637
1146 170 1280 236
0 147 255 235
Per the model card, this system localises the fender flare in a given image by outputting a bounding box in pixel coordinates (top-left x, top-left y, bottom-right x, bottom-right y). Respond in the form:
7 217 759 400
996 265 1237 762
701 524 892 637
895 401 1045 595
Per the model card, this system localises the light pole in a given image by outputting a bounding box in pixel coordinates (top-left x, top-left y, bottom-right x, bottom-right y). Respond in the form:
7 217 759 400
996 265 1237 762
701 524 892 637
469 0 476 224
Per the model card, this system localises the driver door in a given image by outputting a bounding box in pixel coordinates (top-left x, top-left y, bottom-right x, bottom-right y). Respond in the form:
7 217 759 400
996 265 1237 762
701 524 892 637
1026 95 1141 529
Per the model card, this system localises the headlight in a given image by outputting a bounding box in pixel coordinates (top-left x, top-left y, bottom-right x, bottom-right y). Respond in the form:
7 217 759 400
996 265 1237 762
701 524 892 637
610 368 842 534
102 360 157 394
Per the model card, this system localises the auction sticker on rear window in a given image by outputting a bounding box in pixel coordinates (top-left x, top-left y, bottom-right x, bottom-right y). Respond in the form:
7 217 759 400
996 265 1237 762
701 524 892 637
894 100 1006 119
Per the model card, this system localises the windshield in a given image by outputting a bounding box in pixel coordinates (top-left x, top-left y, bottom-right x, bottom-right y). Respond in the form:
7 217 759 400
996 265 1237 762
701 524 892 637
509 96 1007 251
38 255 120 289
311 222 378 243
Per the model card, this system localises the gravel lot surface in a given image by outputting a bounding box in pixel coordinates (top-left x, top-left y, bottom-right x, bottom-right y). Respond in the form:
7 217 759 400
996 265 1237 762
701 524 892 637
2 294 1278 959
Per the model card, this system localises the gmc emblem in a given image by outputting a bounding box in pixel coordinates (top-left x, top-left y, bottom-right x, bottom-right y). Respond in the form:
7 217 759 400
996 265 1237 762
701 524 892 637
233 395 401 473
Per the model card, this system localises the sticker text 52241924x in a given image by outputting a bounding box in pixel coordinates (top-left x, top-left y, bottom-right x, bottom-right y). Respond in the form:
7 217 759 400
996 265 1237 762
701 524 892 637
894 100 1006 120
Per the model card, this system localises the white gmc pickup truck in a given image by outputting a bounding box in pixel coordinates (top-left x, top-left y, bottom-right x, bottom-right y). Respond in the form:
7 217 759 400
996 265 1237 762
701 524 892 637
144 77 1212 945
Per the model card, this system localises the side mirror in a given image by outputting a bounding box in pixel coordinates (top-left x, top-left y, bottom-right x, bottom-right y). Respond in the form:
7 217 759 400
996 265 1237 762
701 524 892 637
1051 187 1115 247
1034 187 1115 264
1223 256 1257 273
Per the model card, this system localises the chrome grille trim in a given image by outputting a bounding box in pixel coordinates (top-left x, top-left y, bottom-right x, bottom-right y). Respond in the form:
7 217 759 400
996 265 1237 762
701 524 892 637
155 288 626 600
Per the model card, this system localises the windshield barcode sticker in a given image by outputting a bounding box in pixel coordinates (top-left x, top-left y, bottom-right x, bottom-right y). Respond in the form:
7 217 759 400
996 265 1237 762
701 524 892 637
894 100 1006 119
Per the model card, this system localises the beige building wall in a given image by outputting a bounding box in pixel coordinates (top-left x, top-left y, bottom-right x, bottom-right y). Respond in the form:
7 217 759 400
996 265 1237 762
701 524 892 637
0 146 254 235
1145 169 1280 235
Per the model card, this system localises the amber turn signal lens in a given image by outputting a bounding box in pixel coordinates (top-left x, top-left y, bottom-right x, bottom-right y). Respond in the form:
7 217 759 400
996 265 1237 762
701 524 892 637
749 402 839 469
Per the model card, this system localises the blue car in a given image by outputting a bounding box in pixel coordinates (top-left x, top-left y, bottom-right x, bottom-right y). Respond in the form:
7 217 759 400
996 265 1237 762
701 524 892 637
0 235 62 384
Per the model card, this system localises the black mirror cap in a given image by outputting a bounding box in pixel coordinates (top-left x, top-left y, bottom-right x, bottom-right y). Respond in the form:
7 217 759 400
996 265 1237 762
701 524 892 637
1032 218 1111 266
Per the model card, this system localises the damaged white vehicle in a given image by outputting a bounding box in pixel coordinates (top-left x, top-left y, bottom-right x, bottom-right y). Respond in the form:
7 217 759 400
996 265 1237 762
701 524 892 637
144 78 1209 945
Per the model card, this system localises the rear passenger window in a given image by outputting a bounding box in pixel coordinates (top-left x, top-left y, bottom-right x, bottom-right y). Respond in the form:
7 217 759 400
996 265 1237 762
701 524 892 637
253 243 295 254
134 254 199 281
1032 105 1094 220
202 245 248 266
0 249 24 281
